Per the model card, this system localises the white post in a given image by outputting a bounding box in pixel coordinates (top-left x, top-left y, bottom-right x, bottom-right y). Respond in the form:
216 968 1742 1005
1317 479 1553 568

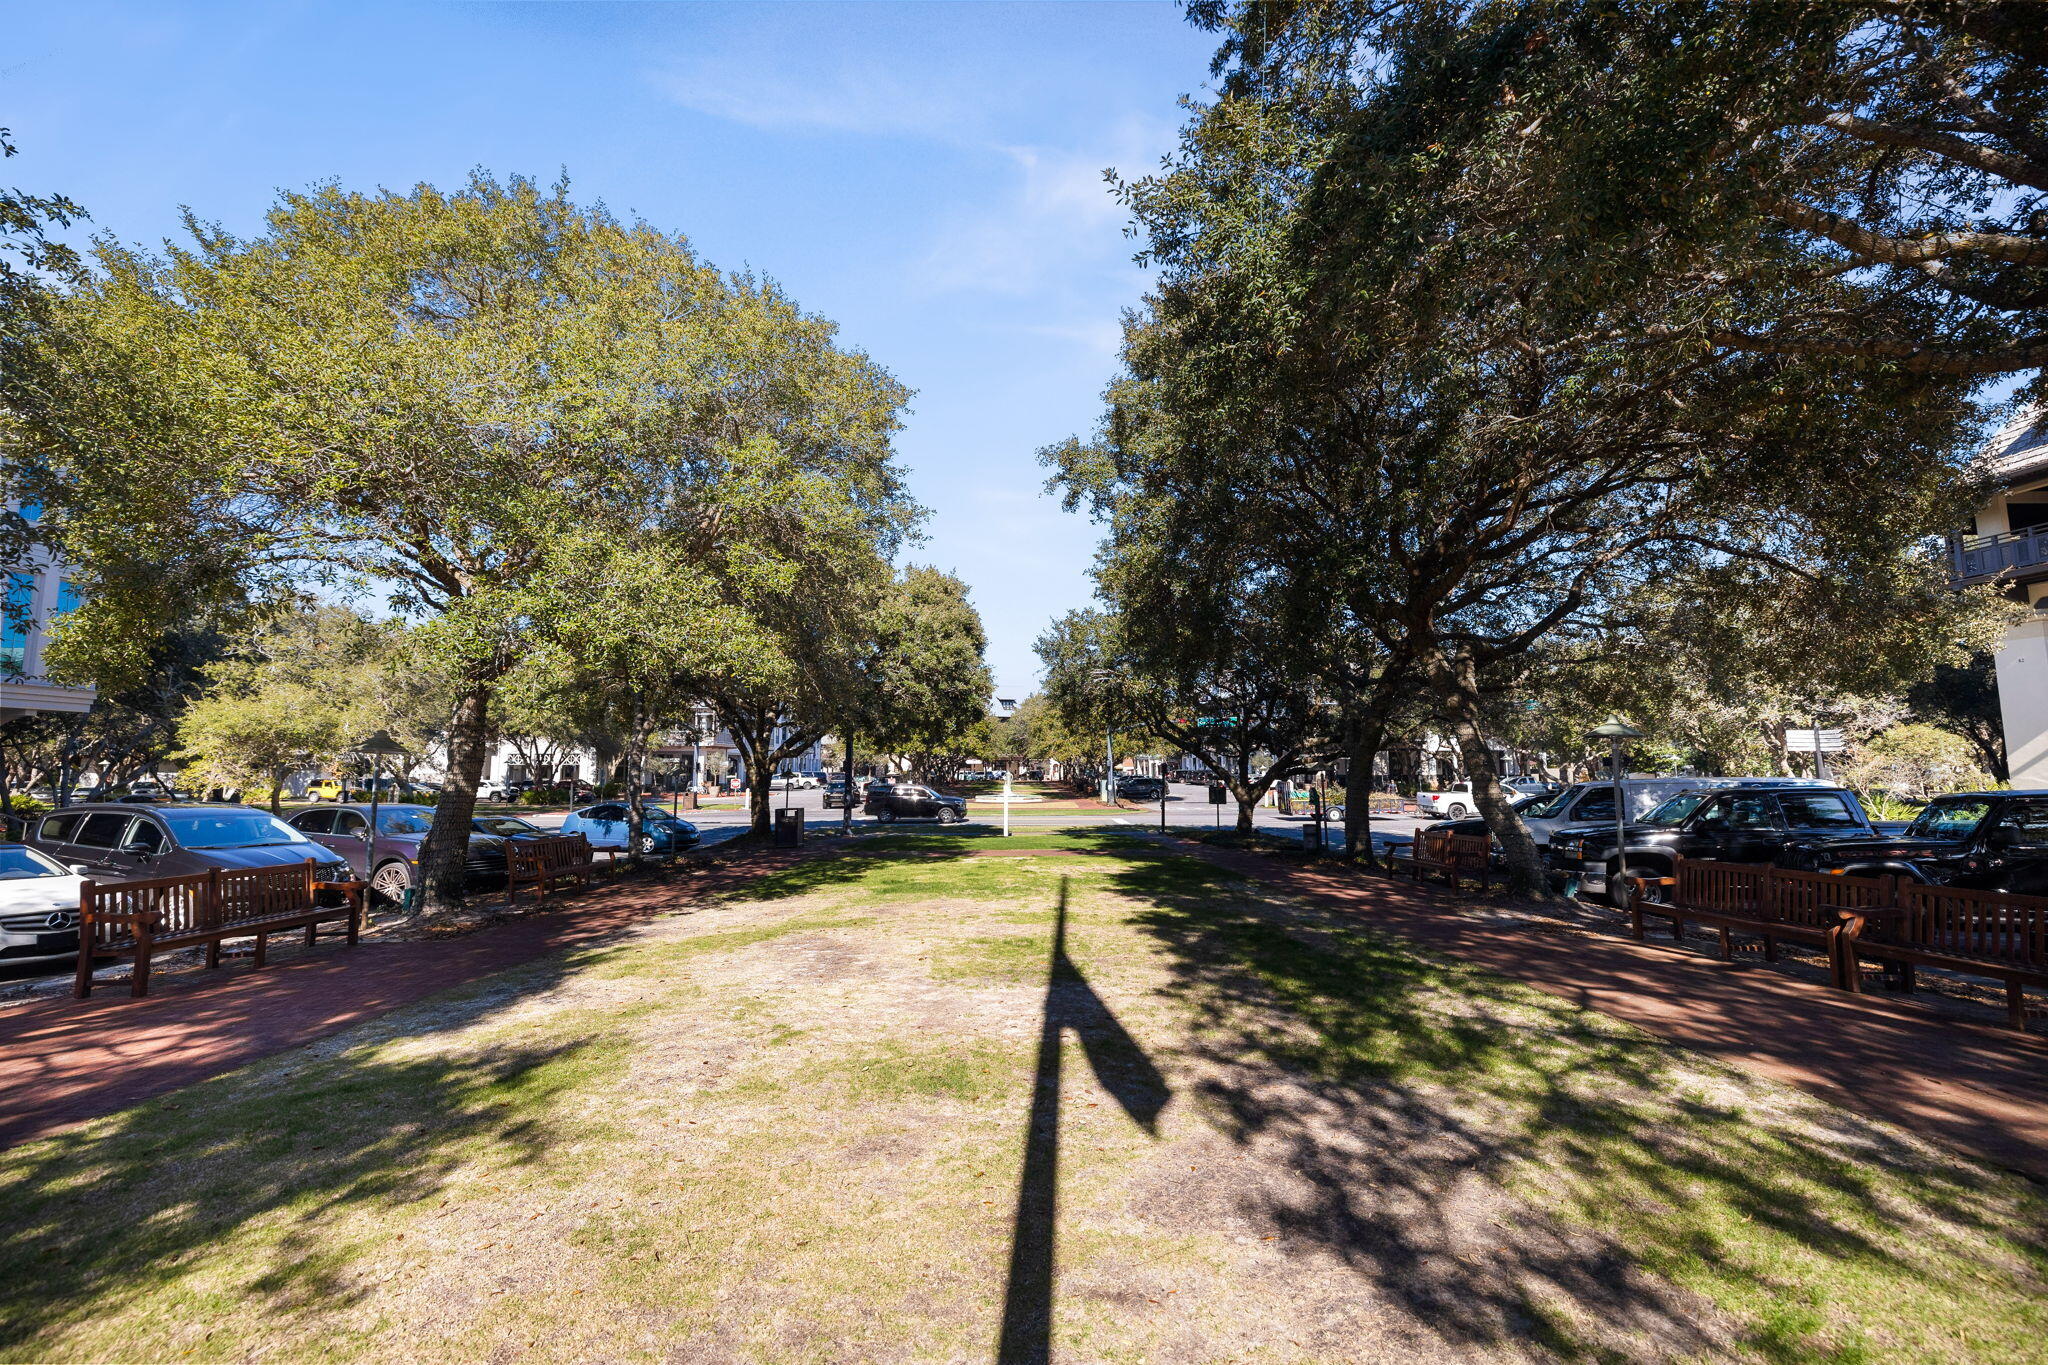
1003 768 1012 838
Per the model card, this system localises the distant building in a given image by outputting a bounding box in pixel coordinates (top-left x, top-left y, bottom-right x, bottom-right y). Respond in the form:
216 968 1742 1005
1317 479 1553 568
1950 409 2048 785
0 500 95 722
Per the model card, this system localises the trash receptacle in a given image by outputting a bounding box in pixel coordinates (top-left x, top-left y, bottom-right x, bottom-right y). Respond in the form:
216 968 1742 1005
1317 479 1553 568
1303 822 1324 855
683 791 699 811
774 807 804 848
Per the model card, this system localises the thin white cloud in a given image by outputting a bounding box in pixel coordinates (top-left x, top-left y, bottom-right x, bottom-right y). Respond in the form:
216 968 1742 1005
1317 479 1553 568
650 59 983 144
917 115 1173 298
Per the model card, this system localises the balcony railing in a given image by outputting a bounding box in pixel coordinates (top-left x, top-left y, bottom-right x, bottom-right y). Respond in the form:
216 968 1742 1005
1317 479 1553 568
1948 525 2048 588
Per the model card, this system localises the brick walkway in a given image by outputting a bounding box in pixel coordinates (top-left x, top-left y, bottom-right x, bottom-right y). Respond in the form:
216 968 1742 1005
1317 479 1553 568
0 856 796 1151
1192 845 2048 1182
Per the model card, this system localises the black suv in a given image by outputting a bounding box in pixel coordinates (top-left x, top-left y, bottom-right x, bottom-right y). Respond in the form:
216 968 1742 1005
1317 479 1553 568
1116 775 1166 802
1780 790 2048 895
863 782 968 824
1546 782 1876 902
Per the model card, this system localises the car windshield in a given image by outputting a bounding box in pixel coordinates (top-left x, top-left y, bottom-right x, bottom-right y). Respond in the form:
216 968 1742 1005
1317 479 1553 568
474 816 540 836
159 809 312 849
1905 799 1992 840
1640 794 1710 827
1519 788 1577 819
0 845 65 880
375 809 435 835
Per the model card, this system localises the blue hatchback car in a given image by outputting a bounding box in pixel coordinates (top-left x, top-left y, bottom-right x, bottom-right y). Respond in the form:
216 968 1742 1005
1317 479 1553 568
558 803 700 853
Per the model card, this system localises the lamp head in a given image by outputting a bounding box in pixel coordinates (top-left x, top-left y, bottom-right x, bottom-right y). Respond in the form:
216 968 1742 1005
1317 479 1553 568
354 729 410 759
1588 716 1645 742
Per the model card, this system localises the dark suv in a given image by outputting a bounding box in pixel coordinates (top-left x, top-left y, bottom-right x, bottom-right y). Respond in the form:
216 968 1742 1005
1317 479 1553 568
30 803 353 886
1780 790 2048 895
863 782 968 824
1546 782 1876 902
1116 775 1166 802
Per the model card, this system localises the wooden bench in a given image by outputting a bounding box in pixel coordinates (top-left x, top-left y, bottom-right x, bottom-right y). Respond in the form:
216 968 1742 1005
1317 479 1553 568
1386 830 1494 889
75 861 365 999
1625 859 1890 990
506 833 600 905
1852 881 2048 1030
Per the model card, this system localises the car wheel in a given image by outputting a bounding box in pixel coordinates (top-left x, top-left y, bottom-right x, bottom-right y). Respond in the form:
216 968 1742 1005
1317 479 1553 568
1447 803 1469 819
1606 862 1660 910
876 808 896 823
636 833 657 854
370 860 412 904
938 807 962 824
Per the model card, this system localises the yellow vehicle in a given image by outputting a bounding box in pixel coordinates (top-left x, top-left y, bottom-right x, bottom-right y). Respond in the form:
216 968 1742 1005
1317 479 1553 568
307 779 346 803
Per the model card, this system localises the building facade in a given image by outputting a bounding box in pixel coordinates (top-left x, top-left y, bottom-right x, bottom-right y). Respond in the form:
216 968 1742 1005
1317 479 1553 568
1951 409 2048 786
0 501 95 722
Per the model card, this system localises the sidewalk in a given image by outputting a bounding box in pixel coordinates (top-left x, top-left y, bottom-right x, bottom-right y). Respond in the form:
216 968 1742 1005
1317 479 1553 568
0 856 791 1151
1196 845 2048 1182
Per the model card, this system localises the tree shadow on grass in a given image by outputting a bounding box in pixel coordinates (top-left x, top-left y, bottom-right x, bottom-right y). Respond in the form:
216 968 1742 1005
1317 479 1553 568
1105 855 2048 1362
998 876 1169 1365
0 995 621 1354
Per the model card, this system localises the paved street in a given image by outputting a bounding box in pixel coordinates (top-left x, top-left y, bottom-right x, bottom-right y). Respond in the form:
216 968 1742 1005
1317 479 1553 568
578 781 1430 854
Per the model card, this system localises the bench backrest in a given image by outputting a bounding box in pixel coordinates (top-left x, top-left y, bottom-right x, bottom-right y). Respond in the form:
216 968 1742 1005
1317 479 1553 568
1446 833 1492 865
1416 828 1457 862
1767 866 1893 930
507 834 592 879
1672 859 1775 917
83 861 321 947
1895 881 2048 969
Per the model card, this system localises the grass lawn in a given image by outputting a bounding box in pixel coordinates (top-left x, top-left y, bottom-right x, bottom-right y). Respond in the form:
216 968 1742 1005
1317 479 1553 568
2 830 2043 1362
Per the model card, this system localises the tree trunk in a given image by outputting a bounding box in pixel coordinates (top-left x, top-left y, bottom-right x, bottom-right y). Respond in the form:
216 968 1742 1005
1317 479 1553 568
1342 716 1385 866
269 765 284 816
419 682 492 918
1430 654 1545 896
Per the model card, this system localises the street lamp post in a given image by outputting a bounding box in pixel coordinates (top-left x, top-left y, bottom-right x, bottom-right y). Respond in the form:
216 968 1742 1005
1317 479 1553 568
1589 716 1644 905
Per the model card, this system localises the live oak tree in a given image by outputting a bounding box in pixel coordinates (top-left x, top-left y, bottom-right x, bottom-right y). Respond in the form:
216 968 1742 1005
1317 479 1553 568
1035 605 1335 833
7 174 912 913
1060 0 2008 893
860 566 996 785
1195 0 2048 393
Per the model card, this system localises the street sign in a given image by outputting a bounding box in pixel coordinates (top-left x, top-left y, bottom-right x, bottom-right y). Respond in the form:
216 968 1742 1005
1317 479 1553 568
1784 728 1846 753
1207 783 1227 805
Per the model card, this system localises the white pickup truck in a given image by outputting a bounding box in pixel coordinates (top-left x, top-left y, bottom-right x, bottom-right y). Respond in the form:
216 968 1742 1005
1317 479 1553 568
1414 782 1478 818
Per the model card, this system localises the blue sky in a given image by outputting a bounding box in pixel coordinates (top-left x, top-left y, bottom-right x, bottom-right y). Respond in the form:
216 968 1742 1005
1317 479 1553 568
3 0 1218 696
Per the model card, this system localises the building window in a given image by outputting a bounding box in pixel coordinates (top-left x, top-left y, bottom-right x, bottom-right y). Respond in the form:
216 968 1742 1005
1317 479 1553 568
1 573 31 676
55 579 82 615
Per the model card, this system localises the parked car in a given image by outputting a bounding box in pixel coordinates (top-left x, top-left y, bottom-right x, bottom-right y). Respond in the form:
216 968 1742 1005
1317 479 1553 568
864 783 968 824
1414 781 1481 818
30 803 354 888
471 813 549 839
0 842 86 968
774 772 820 791
1545 782 1877 902
823 776 855 810
1503 776 1561 799
307 779 346 803
1513 778 1754 853
1117 775 1167 802
558 803 700 854
1779 789 2048 895
286 803 507 903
